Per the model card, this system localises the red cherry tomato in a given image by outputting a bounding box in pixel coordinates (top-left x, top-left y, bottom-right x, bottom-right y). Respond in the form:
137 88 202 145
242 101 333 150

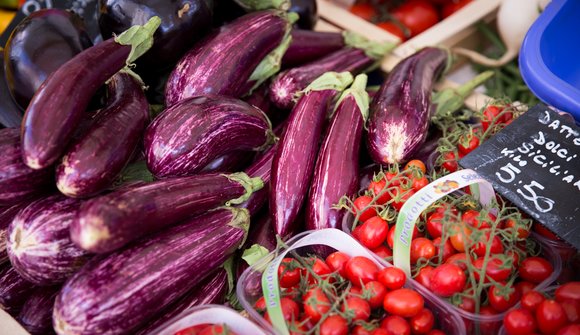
278 258 302 288
391 186 416 211
264 297 300 323
378 267 406 290
473 232 504 257
426 331 445 335
305 257 332 284
410 308 435 334
445 253 469 271
352 325 373 335
410 237 436 264
342 296 371 321
354 195 378 223
414 265 434 289
462 209 495 229
503 309 537 335
320 314 349 335
364 281 388 309
515 281 536 297
326 252 350 278
429 263 466 297
442 0 473 18
457 295 477 313
348 285 363 298
556 324 580 335
303 287 331 322
349 3 377 21
560 300 580 323
521 291 547 312
345 256 379 287
391 0 439 37
504 218 531 239
412 175 429 191
536 300 569 335
441 151 458 172
255 296 267 312
383 288 425 318
368 178 392 205
359 216 390 249
198 325 238 335
556 282 580 304
377 21 407 41
426 212 444 239
175 324 210 335
474 257 512 283
533 223 561 241
433 237 455 262
481 105 504 132
373 245 393 259
489 285 521 312
405 159 427 174
380 315 411 335
449 225 471 252
458 132 480 155
519 257 553 284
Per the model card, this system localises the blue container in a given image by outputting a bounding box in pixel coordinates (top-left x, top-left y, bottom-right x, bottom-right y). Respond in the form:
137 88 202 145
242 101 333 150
519 0 580 122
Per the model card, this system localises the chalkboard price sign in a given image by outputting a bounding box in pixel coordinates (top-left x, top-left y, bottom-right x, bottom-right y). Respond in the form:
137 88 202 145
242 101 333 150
460 104 580 250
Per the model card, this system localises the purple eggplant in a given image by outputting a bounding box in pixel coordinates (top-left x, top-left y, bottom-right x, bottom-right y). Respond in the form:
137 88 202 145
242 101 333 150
289 0 318 29
165 10 293 106
201 152 254 173
0 200 37 266
0 50 24 128
7 195 90 286
71 172 262 253
145 95 273 178
55 72 149 198
366 47 448 165
53 207 249 335
270 72 353 237
306 74 369 230
282 29 345 67
270 34 394 110
236 210 277 279
135 268 228 335
236 142 277 216
17 285 61 335
4 9 93 109
20 17 160 170
0 265 35 315
0 128 52 206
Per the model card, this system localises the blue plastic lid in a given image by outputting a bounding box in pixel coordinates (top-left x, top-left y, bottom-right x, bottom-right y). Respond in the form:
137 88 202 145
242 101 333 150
519 0 580 122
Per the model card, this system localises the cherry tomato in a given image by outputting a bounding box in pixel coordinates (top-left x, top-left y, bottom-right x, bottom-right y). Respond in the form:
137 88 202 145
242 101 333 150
354 195 377 222
348 285 363 298
380 315 411 335
433 237 455 262
473 232 504 257
429 263 466 297
462 209 495 230
305 257 332 284
426 212 444 239
349 3 377 21
521 291 547 312
368 178 392 205
411 238 436 264
405 159 427 174
414 265 434 289
410 308 435 334
533 223 561 241
364 281 388 309
391 0 439 37
320 314 349 335
474 257 512 283
326 251 350 278
449 225 471 252
445 253 469 271
175 325 210 335
383 288 425 318
504 309 537 335
457 295 476 313
426 331 445 335
352 225 363 240
489 285 521 312
255 296 267 312
198 325 237 335
303 287 331 322
264 297 300 323
442 0 473 18
392 186 416 211
556 324 580 335
278 258 302 288
560 300 580 323
342 296 371 321
387 225 396 249
352 325 374 335
345 256 379 286
515 281 536 297
412 175 429 191
441 151 458 172
506 250 521 267
519 257 553 284
378 267 406 290
288 321 308 335
371 328 390 335
377 21 407 41
556 282 580 304
458 132 480 155
359 216 390 249
479 306 503 334
536 300 568 335
373 245 393 259
282 285 301 300
504 218 530 239
481 105 504 132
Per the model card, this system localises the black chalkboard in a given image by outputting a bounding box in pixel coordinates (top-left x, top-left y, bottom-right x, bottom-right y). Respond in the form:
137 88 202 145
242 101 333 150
460 104 580 250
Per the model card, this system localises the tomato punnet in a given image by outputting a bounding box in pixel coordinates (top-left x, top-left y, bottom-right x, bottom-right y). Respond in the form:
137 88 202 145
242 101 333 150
473 232 505 257
504 309 537 335
521 291 547 312
515 281 536 297
426 212 444 239
405 159 427 174
504 218 530 239
556 282 580 304
320 314 349 335
383 288 425 318
458 132 480 155
380 315 411 335
489 285 521 312
373 245 393 259
378 267 406 290
349 3 377 21
175 324 210 335
441 151 458 172
474 257 512 283
377 22 407 41
410 308 435 334
364 281 388 309
264 297 300 323
428 263 466 297
410 238 436 264
303 287 331 322
278 258 302 288
536 300 569 335
433 237 455 262
354 195 378 223
445 253 469 271
342 296 371 321
345 256 379 286
462 209 495 230
414 265 434 289
557 324 580 335
359 216 390 249
519 257 553 284
391 0 439 37
326 252 350 278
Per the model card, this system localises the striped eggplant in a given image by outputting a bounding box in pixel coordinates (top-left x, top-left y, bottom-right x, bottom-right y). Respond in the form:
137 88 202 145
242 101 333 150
71 172 262 253
0 49 24 128
270 72 353 238
282 29 345 67
17 285 61 335
135 268 228 335
7 195 91 286
165 10 293 106
0 128 52 206
53 207 249 335
201 152 254 173
20 17 160 170
56 72 149 198
306 74 369 231
0 200 37 266
236 210 277 279
269 33 393 110
237 142 277 216
145 95 273 178
0 265 35 315
366 47 448 165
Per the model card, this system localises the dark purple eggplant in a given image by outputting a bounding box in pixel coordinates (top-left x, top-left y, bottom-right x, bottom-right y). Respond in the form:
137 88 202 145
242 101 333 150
4 9 93 109
236 142 277 216
71 172 262 253
17 285 61 335
270 72 353 237
0 200 37 266
165 10 292 106
282 29 345 67
20 17 160 170
0 50 23 128
306 74 369 230
236 210 277 279
54 207 249 335
366 47 448 165
55 72 149 198
98 0 213 73
270 34 393 109
0 265 35 315
135 268 228 335
201 152 254 173
289 0 317 29
7 195 90 286
244 82 289 127
145 95 273 178
0 128 52 206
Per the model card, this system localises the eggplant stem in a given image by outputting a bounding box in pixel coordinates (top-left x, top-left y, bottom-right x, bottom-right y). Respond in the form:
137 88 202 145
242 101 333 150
223 173 264 206
343 30 397 60
333 74 370 122
114 16 161 66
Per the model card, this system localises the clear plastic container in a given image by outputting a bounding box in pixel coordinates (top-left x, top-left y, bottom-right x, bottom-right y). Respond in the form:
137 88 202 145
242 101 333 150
498 286 560 335
236 228 466 335
532 232 577 264
149 304 270 335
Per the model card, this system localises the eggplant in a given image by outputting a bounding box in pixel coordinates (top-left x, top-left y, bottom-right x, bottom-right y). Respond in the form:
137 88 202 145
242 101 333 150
71 172 262 253
306 74 369 231
236 142 277 216
282 29 345 67
366 47 448 165
270 34 393 110
17 286 61 335
135 268 228 335
4 9 93 109
20 17 160 170
236 210 277 279
289 0 317 30
165 10 293 106
0 128 52 206
53 207 249 335
0 265 35 315
55 72 149 198
98 0 213 73
0 50 23 128
201 152 254 173
145 95 273 178
0 201 36 266
270 72 353 237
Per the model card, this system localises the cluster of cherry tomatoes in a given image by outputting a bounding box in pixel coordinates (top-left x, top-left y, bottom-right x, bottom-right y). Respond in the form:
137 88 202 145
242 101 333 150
255 253 446 335
349 0 473 41
174 323 238 335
